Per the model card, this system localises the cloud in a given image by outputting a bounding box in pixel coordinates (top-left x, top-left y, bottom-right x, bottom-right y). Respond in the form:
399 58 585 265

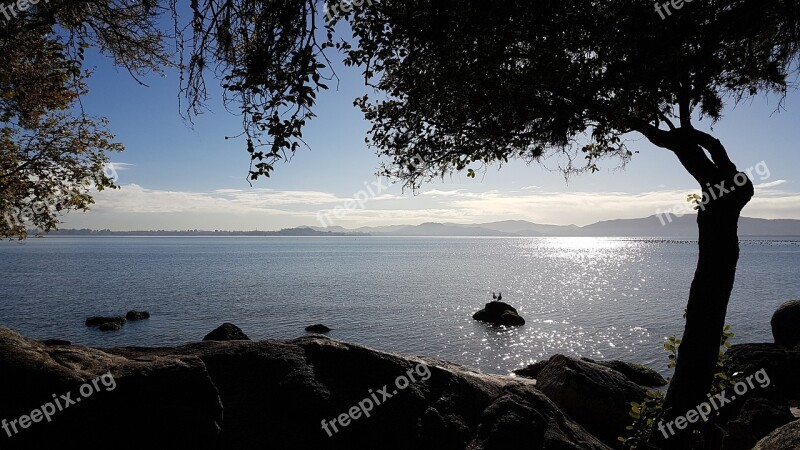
755 179 787 190
61 182 800 230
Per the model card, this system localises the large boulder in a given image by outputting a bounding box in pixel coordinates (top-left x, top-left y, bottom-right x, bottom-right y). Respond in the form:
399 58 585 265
473 302 525 326
581 358 667 387
535 354 647 448
513 360 549 379
466 384 611 450
771 300 800 348
721 397 795 450
724 344 800 402
0 328 222 448
202 323 251 341
752 419 800 450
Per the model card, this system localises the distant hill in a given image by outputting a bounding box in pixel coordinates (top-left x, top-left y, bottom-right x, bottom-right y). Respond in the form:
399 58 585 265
38 216 800 237
372 222 516 237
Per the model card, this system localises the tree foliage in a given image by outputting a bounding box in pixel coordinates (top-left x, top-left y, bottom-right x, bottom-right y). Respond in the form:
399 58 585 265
0 0 169 239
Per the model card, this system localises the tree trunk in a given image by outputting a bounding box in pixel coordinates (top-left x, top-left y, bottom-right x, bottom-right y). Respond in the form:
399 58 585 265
654 170 754 449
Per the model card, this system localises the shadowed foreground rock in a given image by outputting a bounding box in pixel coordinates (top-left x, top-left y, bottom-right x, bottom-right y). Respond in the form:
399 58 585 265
752 419 800 450
0 327 610 450
0 328 222 449
771 300 800 348
536 355 647 448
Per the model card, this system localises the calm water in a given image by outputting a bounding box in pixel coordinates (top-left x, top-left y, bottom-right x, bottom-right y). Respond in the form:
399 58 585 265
1 237 798 376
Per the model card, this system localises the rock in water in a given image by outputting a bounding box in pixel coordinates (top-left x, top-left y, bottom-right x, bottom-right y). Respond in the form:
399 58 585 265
126 310 151 321
472 301 525 326
85 316 126 328
771 300 800 348
305 324 331 333
99 322 123 332
203 323 251 341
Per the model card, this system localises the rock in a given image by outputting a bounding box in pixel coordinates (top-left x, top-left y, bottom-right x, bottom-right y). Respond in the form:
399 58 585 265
466 384 611 450
721 397 795 450
126 310 151 321
513 359 549 379
98 322 123 332
752 419 800 450
771 300 800 348
42 339 71 346
202 323 251 341
724 344 800 401
535 354 647 448
0 328 222 448
305 324 331 333
581 358 668 387
472 301 525 326
0 326 613 449
85 316 126 327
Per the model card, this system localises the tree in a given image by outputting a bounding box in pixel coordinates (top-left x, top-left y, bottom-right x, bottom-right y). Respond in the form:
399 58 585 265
2 1 798 446
177 0 799 447
0 0 169 239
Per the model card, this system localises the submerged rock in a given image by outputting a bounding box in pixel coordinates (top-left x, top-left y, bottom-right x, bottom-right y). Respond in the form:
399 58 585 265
126 310 151 321
85 316 126 328
472 301 525 326
771 300 800 348
99 322 123 332
305 324 331 333
202 323 251 341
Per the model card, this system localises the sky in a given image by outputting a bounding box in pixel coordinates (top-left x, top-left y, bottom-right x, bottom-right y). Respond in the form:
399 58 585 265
60 24 800 231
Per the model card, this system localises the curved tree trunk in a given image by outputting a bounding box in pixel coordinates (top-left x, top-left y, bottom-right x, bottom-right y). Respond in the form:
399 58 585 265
635 125 755 449
656 172 753 448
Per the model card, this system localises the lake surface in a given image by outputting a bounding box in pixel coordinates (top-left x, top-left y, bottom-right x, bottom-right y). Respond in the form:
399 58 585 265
1 237 798 376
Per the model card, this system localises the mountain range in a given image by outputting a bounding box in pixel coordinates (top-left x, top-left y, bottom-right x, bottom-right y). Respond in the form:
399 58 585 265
307 215 800 237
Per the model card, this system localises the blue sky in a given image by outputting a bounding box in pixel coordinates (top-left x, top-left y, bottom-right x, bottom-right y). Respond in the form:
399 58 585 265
62 36 800 231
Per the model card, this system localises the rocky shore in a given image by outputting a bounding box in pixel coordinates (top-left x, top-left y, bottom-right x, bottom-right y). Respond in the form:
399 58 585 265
0 325 797 449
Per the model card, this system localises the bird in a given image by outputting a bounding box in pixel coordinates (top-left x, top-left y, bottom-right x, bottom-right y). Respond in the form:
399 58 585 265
497 292 503 301
492 292 497 300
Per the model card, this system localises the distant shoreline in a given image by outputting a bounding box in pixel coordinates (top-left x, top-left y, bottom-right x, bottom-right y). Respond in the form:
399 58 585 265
25 215 800 238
